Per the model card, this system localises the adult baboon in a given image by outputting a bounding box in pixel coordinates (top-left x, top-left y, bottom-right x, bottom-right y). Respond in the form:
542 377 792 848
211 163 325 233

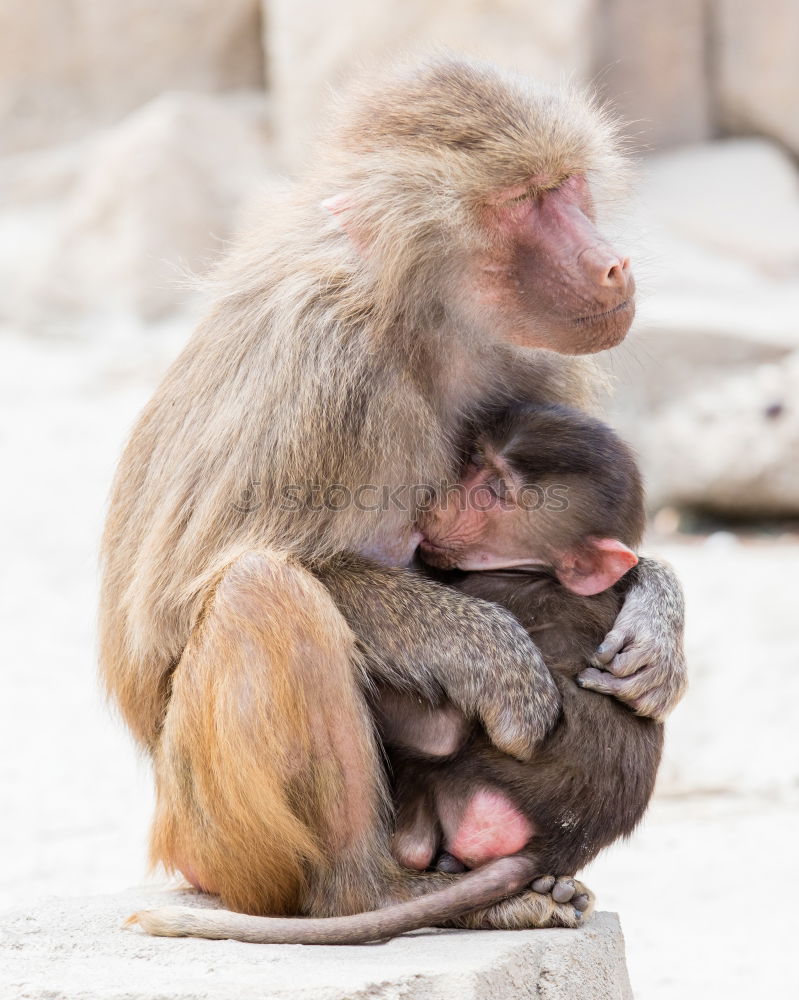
102 57 685 927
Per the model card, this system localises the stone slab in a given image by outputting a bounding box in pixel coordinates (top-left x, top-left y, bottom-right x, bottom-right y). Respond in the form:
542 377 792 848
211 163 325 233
0 887 633 1000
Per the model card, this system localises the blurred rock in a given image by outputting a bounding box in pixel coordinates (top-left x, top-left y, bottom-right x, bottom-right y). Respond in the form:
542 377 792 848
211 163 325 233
653 538 799 795
605 144 799 515
265 0 596 165
9 92 275 325
640 139 799 278
0 138 96 209
0 140 96 327
601 322 795 424
715 0 799 157
599 139 799 424
0 0 264 155
637 353 799 516
593 0 711 149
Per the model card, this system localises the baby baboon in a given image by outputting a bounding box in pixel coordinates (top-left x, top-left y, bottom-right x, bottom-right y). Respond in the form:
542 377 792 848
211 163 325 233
381 403 663 892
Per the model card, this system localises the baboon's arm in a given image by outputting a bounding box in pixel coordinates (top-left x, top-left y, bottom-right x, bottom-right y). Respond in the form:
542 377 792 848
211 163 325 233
316 557 560 761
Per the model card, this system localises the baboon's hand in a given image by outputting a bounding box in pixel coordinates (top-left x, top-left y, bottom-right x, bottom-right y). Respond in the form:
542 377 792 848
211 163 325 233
578 557 687 721
476 645 561 760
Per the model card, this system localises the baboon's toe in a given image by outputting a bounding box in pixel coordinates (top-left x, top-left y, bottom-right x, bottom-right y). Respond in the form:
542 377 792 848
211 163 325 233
552 877 577 903
531 875 556 894
434 851 467 874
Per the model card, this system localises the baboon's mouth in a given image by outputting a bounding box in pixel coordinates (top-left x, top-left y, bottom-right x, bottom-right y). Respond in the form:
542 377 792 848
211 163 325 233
472 566 551 576
574 299 632 325
418 539 457 567
419 539 449 554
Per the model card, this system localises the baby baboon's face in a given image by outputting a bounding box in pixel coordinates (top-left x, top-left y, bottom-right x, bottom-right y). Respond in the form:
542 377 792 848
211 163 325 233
420 456 637 596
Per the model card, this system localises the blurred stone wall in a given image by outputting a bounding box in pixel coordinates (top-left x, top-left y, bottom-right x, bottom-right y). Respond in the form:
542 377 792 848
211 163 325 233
0 0 264 155
267 0 799 162
3 1 798 160
715 0 799 156
266 0 596 163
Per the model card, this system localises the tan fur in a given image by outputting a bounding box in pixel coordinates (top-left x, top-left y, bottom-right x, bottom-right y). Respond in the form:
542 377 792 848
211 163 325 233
149 552 393 915
100 56 640 924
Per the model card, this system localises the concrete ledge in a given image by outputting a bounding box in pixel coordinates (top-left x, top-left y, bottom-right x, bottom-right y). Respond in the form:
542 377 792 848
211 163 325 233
0 886 633 1000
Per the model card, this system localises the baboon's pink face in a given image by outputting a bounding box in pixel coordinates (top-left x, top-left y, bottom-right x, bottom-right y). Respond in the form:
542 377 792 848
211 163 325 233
464 174 635 355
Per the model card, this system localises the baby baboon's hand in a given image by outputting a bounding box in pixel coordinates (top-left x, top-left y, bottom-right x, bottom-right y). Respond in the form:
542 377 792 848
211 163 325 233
578 557 687 721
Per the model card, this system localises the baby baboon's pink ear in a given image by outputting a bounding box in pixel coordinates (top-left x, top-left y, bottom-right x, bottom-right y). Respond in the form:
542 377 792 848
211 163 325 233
555 538 638 596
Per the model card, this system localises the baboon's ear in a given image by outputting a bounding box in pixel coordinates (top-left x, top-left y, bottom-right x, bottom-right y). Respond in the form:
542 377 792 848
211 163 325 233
321 194 356 234
555 538 638 596
321 193 350 222
321 194 368 253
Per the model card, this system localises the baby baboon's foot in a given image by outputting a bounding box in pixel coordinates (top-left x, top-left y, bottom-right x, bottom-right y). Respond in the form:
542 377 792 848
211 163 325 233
434 851 468 874
531 874 594 924
532 874 591 909
445 874 594 930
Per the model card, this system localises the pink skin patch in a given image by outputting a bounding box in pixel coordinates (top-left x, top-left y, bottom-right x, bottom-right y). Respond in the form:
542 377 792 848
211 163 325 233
447 788 534 868
393 835 436 872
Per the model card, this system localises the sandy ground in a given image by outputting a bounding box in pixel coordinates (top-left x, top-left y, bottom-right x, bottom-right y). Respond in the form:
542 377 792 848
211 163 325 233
1 322 798 998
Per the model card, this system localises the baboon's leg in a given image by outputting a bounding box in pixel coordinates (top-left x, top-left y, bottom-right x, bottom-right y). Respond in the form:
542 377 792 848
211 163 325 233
149 550 393 917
